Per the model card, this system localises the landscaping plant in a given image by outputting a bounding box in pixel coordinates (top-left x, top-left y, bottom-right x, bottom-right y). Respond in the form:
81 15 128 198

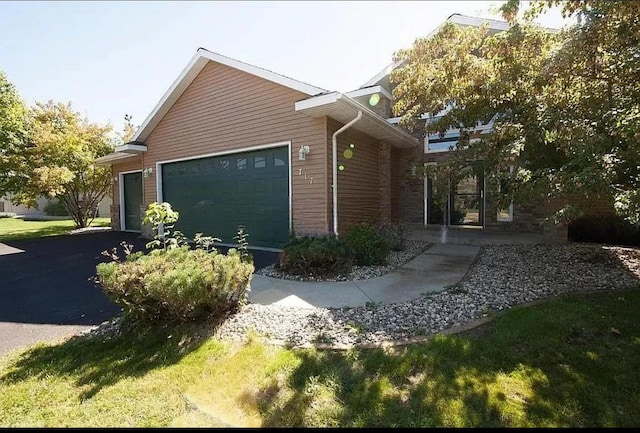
96 202 254 323
376 221 404 251
277 235 353 278
343 222 389 266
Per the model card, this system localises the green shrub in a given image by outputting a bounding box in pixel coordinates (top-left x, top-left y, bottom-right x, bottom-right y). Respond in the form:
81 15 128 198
277 236 352 277
568 214 640 246
343 223 389 266
376 221 404 251
96 246 254 322
43 200 68 216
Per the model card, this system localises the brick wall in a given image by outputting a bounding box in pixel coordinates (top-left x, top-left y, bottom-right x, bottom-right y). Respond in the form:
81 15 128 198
379 142 392 221
110 204 120 231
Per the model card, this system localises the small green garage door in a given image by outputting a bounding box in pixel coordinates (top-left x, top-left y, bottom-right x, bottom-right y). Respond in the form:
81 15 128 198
161 146 289 248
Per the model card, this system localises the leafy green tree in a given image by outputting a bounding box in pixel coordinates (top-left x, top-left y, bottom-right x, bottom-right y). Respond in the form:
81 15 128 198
20 101 113 228
0 71 29 200
392 0 640 224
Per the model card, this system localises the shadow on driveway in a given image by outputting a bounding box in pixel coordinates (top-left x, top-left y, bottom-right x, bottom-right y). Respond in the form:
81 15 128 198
0 231 278 327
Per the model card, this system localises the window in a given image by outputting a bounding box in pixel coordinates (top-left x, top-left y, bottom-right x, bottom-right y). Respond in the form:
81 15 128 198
254 156 266 168
274 156 286 167
237 158 247 170
220 159 230 170
496 166 514 222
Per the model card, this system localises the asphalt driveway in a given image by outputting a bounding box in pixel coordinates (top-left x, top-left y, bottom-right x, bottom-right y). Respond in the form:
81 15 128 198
0 231 278 357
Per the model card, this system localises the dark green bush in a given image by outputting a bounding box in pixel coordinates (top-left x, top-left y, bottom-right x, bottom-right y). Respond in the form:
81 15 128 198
568 214 640 246
43 200 68 216
277 236 352 277
376 221 404 251
344 223 389 266
96 246 254 322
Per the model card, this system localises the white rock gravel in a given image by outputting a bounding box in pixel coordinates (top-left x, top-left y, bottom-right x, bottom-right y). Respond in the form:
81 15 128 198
216 244 640 347
255 240 432 282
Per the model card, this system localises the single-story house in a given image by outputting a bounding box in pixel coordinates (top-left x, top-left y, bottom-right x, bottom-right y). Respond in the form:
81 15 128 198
97 13 615 248
0 195 111 218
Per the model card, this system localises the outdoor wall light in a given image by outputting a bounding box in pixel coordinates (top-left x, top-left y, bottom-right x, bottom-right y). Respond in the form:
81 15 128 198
298 145 310 161
142 167 153 178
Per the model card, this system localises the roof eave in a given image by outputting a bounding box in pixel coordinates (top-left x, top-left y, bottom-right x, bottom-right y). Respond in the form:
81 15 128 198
295 92 419 149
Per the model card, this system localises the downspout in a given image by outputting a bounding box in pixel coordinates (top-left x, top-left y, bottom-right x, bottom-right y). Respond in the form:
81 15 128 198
332 110 362 237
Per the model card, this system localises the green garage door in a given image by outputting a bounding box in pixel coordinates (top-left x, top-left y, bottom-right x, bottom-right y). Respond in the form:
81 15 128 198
161 146 289 248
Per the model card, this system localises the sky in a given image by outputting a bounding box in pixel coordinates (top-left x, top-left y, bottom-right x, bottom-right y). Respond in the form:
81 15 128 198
0 1 569 133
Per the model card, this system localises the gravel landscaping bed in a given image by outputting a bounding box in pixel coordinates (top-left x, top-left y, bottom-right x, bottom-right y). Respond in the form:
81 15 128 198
255 239 432 282
217 244 640 347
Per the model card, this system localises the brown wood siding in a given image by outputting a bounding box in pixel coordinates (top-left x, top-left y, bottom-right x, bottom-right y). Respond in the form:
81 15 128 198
111 158 143 207
114 61 329 236
327 118 381 233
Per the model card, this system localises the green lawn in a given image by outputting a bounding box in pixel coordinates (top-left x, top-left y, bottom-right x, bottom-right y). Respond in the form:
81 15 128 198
1 289 639 427
0 217 111 242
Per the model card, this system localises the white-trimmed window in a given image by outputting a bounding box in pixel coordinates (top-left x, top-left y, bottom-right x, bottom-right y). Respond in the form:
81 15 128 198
496 166 514 222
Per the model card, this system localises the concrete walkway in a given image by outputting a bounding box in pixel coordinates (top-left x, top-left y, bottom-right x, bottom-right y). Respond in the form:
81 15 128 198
249 243 480 309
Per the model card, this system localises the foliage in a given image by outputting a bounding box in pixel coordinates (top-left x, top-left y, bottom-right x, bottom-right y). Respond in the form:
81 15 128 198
194 232 220 253
568 214 640 246
343 223 389 266
142 201 187 251
43 199 69 216
376 221 404 251
118 113 136 144
0 71 29 202
4 100 114 228
96 246 254 323
391 0 640 225
277 236 353 277
234 225 253 264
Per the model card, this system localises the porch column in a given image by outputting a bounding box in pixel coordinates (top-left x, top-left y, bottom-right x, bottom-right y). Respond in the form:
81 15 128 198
379 141 392 221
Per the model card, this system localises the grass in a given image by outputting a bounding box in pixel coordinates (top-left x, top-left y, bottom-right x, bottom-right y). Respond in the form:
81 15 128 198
1 289 639 427
0 217 110 242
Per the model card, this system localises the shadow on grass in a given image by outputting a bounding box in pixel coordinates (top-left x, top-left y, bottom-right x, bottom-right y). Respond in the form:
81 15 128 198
0 318 219 400
250 288 640 427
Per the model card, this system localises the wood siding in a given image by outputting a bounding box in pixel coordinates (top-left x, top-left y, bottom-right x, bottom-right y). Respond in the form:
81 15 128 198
327 118 382 233
114 61 330 236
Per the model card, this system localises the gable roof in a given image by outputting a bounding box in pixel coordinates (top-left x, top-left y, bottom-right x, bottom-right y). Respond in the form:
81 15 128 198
132 48 328 142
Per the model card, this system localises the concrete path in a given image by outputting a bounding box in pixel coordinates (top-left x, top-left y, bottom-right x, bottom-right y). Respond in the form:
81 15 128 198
249 243 480 308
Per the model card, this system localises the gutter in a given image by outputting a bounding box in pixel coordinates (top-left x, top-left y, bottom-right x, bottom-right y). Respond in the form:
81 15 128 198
331 110 362 237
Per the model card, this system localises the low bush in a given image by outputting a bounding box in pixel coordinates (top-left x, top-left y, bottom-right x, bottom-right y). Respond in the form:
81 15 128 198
343 223 389 266
568 214 640 246
43 200 69 216
376 221 404 251
96 246 254 322
277 236 352 277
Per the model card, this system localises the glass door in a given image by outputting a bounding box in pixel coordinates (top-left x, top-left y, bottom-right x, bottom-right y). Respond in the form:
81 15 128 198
450 174 483 226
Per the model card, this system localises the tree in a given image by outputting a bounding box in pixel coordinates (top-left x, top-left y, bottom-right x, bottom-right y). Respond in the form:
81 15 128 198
0 71 29 200
19 101 114 228
391 0 640 225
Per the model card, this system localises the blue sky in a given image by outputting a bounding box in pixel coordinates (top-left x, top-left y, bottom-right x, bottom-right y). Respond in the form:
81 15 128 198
0 1 567 133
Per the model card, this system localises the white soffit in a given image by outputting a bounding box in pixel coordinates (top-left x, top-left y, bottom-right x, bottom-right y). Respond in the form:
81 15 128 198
95 152 139 166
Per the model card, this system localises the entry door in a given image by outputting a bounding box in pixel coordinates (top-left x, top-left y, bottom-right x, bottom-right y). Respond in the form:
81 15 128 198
450 174 483 226
122 172 143 231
